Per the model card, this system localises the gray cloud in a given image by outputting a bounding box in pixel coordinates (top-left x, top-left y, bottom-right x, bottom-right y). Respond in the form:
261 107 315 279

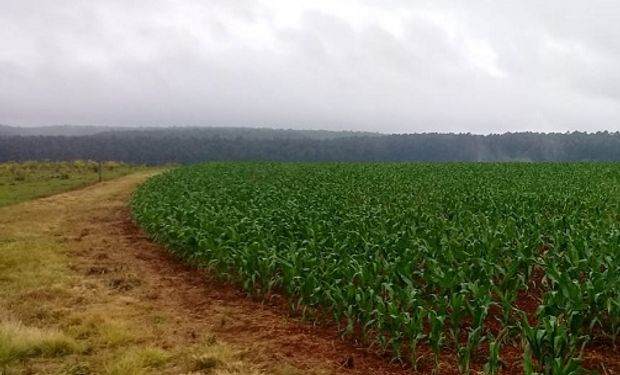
1 0 619 133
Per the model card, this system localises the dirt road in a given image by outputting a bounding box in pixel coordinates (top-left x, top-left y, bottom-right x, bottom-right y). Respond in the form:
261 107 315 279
0 172 413 374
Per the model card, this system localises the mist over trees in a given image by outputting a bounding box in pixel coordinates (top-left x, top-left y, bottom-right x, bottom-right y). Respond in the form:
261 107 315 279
1 126 620 164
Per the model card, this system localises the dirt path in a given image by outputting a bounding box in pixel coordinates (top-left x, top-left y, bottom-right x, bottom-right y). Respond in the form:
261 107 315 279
0 172 414 374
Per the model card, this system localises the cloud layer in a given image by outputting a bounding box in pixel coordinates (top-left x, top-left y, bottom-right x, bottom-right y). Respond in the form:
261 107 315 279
1 0 619 133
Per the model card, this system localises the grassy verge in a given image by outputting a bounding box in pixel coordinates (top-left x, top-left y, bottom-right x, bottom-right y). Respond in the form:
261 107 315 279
0 229 83 373
0 171 272 375
0 320 80 367
0 160 146 206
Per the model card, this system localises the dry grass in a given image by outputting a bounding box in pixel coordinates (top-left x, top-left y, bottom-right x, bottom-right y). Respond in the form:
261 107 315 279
188 340 258 374
0 319 80 366
64 313 140 348
0 172 269 375
104 347 171 375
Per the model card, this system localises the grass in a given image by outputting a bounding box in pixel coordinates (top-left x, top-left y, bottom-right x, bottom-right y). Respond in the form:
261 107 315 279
63 313 140 348
0 239 68 290
0 160 146 206
0 319 80 366
0 170 274 374
186 339 264 375
104 347 170 375
0 205 82 370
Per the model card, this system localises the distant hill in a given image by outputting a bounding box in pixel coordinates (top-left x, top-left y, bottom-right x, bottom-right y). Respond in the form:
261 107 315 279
0 125 136 137
0 125 381 140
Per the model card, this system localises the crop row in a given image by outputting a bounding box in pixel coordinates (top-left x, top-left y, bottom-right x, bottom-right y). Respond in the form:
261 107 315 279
132 163 620 374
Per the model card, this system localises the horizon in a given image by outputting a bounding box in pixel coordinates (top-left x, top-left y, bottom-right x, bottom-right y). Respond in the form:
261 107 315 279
3 123 620 137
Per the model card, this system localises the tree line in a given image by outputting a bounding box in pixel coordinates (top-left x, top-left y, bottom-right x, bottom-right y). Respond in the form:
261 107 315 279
2 129 620 164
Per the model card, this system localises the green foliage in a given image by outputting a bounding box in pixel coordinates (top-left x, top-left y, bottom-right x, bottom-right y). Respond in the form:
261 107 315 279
520 314 587 375
0 160 142 206
132 162 620 373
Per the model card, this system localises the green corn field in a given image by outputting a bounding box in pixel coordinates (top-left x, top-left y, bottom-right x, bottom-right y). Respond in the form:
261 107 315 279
131 163 620 374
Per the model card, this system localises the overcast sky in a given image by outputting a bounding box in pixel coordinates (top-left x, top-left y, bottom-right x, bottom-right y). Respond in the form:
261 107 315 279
1 1 619 133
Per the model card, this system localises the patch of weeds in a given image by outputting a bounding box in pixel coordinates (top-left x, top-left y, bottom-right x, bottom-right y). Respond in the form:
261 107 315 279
61 362 91 375
107 275 141 292
64 315 137 348
0 320 80 366
187 338 262 375
104 347 170 375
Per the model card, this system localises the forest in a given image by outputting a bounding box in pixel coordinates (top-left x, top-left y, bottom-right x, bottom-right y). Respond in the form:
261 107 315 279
1 126 620 163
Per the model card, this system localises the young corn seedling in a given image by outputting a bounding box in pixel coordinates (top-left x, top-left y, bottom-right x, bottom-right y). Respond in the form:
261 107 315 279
458 326 483 375
427 309 446 374
520 314 587 375
484 335 501 375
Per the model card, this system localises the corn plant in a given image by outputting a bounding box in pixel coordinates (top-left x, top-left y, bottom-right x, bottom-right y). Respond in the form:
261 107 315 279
520 314 588 375
132 162 620 372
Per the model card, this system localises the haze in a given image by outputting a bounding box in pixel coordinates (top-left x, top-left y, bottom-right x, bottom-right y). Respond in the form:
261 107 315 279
1 0 619 134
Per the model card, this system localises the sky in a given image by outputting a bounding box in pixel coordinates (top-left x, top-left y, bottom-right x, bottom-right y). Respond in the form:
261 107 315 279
1 0 619 134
